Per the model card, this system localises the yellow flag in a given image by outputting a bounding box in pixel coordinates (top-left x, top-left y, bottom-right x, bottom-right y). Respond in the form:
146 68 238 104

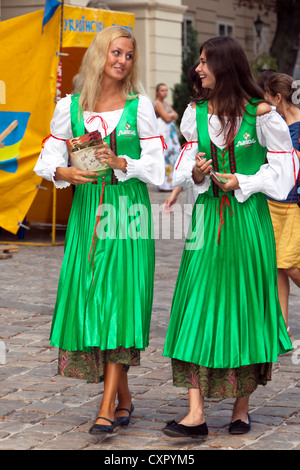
0 9 59 234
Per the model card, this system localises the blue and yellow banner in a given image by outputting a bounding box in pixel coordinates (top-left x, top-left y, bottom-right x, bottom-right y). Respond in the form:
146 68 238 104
0 112 31 174
43 0 62 29
62 5 134 48
0 4 134 235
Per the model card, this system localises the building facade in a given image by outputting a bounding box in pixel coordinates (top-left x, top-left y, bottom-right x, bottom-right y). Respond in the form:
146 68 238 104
1 0 296 100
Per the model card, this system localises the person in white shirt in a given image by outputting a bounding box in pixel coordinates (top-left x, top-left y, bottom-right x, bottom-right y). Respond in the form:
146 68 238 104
34 26 164 435
162 36 297 439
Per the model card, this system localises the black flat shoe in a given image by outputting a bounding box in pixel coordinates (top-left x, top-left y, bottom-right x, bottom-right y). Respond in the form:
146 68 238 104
228 413 251 434
89 416 118 435
163 420 208 438
115 403 134 426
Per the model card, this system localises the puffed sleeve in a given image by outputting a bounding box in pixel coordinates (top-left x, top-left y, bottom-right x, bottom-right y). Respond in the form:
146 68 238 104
33 95 72 189
113 95 165 185
172 104 211 194
234 108 299 202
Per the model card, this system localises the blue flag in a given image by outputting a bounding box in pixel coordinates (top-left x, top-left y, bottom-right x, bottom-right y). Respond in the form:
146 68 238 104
42 0 62 29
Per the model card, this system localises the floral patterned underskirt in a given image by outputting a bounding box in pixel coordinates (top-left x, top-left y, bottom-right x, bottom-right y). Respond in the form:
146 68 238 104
171 359 273 398
57 347 140 383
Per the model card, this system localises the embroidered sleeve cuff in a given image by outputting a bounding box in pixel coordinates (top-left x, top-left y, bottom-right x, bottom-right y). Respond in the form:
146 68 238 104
194 175 211 194
50 165 70 189
34 161 70 189
114 155 164 185
173 167 211 194
114 155 138 182
52 175 71 189
234 173 264 202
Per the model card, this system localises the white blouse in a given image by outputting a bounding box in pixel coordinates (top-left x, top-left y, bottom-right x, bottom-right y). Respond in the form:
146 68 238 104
175 103 299 203
34 94 165 189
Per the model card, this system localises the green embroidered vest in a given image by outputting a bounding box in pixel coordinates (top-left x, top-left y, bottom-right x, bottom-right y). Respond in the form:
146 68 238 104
70 93 141 185
196 100 267 198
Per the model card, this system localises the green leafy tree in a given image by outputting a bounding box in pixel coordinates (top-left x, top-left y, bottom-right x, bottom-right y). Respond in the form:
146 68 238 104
251 52 278 78
238 0 300 75
172 23 200 142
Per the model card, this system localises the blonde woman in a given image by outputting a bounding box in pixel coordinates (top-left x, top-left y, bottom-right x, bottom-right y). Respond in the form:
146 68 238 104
34 26 164 434
264 73 300 334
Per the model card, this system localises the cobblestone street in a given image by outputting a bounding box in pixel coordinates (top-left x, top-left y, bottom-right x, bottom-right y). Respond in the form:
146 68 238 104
0 185 299 451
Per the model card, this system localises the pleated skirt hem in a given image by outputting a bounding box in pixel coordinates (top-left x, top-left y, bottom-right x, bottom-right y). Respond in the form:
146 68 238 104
162 342 293 371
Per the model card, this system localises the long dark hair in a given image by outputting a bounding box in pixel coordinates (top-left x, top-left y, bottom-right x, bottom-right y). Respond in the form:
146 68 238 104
198 36 264 145
188 62 202 101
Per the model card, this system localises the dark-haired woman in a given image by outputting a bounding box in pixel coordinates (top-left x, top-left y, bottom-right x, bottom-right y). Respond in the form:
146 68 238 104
264 73 300 335
162 37 297 438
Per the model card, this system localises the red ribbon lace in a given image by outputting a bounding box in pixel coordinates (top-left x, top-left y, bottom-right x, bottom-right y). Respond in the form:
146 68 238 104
175 141 198 170
41 134 66 147
140 135 167 150
40 134 66 158
86 115 108 137
216 194 234 245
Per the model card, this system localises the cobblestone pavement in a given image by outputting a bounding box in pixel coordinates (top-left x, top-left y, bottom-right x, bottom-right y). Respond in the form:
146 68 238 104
0 185 299 451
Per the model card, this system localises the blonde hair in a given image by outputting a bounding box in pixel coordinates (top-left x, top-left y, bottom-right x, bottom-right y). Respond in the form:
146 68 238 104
74 26 143 112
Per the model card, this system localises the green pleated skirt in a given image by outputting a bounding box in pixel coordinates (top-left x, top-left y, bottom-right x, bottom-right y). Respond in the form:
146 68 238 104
50 179 155 360
163 191 293 393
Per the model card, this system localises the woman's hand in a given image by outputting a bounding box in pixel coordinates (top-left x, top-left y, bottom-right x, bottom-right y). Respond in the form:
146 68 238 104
95 142 127 172
192 152 212 184
211 172 240 191
162 186 183 213
54 166 99 184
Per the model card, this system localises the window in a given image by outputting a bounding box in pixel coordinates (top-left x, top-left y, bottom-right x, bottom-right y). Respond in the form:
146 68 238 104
217 21 234 37
182 16 194 59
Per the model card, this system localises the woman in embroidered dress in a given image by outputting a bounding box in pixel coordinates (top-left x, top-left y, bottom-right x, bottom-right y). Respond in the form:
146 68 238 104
263 73 300 336
154 83 180 191
34 26 164 434
162 36 297 438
